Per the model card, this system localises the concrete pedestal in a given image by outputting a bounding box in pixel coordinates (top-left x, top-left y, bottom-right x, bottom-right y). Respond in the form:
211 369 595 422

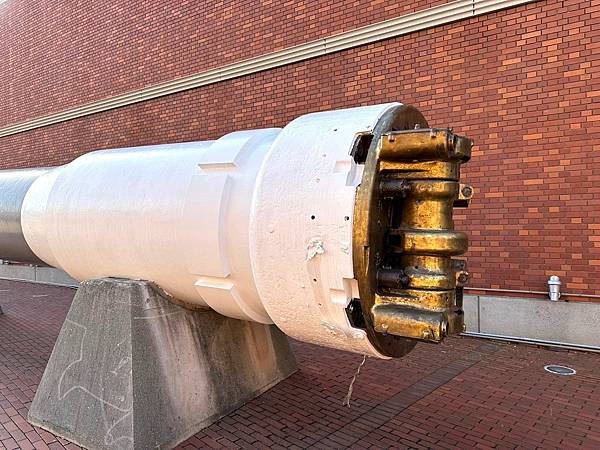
28 278 297 450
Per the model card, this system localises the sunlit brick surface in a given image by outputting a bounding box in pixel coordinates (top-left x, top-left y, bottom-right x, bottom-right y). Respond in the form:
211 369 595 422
0 280 599 449
0 0 448 125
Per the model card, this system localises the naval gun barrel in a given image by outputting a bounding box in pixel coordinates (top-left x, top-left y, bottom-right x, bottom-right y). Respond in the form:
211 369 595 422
0 103 472 358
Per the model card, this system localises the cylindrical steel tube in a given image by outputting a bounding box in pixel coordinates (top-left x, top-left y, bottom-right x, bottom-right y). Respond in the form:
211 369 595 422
0 168 50 264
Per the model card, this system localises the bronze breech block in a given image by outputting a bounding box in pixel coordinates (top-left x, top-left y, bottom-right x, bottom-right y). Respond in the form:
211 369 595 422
351 105 473 357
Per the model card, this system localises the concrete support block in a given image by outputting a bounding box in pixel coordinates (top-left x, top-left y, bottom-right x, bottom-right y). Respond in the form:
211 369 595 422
28 278 297 450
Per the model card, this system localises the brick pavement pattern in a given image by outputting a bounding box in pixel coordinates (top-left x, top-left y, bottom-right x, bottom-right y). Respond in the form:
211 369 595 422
0 280 599 449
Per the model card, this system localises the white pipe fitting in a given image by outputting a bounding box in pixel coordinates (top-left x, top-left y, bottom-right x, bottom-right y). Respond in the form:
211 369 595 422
548 275 561 301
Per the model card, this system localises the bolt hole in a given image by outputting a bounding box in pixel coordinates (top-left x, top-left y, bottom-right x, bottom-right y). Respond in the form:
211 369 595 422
344 216 350 221
313 278 317 282
310 215 316 220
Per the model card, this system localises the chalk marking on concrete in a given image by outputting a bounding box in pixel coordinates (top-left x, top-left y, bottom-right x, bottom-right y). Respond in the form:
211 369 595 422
58 319 133 412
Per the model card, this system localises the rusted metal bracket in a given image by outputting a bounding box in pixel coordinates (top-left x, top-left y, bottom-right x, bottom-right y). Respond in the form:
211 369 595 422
352 105 473 357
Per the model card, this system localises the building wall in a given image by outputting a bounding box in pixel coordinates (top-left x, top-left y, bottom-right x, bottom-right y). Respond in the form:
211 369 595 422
1 0 599 299
0 0 447 125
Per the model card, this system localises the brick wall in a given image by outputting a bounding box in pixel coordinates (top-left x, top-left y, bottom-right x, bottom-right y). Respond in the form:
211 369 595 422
0 0 446 125
1 0 599 298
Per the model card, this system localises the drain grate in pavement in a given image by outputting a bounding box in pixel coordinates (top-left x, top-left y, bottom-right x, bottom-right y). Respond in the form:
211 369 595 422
544 365 576 375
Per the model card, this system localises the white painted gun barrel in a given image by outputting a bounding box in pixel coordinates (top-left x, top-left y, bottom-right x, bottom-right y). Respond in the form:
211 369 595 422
0 103 472 358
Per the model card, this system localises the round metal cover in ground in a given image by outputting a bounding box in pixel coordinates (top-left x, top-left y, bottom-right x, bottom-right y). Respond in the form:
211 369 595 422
544 365 576 376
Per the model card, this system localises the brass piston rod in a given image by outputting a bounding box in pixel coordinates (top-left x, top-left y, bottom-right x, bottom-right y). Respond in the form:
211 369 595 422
353 107 473 357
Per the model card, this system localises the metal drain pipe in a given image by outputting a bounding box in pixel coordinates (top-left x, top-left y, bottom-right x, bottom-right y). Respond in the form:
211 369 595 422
462 331 600 353
465 286 600 300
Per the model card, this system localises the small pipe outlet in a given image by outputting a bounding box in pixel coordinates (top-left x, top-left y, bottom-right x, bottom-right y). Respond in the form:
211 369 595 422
547 275 561 301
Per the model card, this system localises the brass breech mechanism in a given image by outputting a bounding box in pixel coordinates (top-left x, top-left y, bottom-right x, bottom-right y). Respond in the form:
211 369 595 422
351 105 473 358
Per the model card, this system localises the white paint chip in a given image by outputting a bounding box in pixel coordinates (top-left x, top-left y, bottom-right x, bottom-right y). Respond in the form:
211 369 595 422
306 238 325 261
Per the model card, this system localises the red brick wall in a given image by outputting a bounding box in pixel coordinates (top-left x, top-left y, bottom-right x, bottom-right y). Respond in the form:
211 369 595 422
1 0 599 298
0 0 446 125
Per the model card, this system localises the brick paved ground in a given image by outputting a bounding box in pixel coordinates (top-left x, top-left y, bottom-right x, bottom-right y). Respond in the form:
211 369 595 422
0 280 599 450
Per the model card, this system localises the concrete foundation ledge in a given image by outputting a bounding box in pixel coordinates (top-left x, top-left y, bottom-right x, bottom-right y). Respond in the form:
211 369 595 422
0 263 78 287
464 294 600 348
